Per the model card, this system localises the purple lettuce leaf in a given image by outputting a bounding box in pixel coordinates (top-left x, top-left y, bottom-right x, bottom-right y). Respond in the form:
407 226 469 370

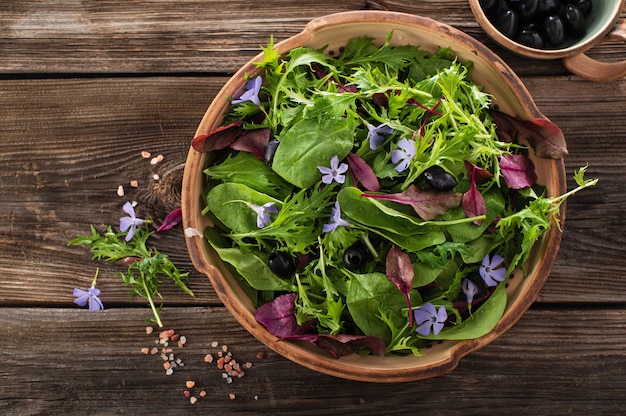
285 333 386 358
464 160 493 184
346 152 380 192
385 245 414 327
231 128 271 160
156 208 182 232
492 110 567 159
500 154 537 189
462 166 486 225
191 120 244 153
255 293 314 338
362 184 462 221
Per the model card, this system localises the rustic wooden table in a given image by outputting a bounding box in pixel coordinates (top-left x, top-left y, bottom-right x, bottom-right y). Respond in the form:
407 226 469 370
2 1 626 415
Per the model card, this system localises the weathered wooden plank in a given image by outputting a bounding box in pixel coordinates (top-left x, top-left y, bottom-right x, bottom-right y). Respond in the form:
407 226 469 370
1 75 625 306
0 306 625 415
0 0 577 76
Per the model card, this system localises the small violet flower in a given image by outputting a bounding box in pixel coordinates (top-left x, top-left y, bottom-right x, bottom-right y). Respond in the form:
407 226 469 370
462 278 479 305
322 201 350 233
119 201 145 242
479 254 507 287
73 269 104 312
249 202 278 228
390 138 416 172
366 123 394 150
232 75 262 106
413 302 448 336
317 155 348 185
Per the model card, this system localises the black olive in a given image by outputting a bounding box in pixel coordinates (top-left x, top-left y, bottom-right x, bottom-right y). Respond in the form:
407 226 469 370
264 138 280 165
515 0 539 21
479 0 500 12
567 0 591 16
542 15 565 46
537 0 561 17
268 251 296 278
494 8 520 39
343 245 368 270
563 5 586 37
517 26 546 48
423 165 458 191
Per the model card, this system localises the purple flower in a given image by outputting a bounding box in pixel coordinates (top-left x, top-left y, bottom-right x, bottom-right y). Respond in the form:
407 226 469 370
366 123 394 150
73 269 104 312
317 155 348 184
322 201 350 233
249 202 278 228
462 278 479 304
414 302 447 336
390 138 416 172
119 202 146 242
479 254 506 287
232 75 262 106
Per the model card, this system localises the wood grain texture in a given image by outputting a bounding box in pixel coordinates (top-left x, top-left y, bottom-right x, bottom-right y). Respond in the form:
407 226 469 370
1 307 626 415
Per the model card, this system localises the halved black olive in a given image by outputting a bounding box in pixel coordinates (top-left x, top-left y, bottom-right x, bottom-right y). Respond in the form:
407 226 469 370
422 165 458 191
268 250 296 278
264 138 280 165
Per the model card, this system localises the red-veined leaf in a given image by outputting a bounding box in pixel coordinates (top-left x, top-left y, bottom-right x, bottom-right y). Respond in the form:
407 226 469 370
231 128 271 160
362 184 462 221
285 333 386 358
493 111 567 159
385 245 414 327
500 154 537 189
346 152 380 192
191 120 244 153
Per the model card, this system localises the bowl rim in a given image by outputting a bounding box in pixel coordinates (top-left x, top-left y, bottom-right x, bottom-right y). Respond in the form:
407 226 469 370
468 0 626 60
182 10 567 382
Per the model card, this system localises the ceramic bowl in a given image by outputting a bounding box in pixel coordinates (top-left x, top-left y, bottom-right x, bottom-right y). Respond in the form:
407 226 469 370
182 11 566 382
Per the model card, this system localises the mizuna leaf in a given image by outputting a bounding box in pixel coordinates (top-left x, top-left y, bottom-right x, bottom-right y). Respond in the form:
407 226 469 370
191 120 244 153
500 154 537 189
362 184 462 221
285 333 386 358
385 245 414 326
231 128 271 160
493 111 568 159
346 152 380 192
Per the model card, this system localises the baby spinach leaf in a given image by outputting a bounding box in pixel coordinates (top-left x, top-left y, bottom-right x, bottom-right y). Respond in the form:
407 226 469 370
346 271 407 342
206 182 281 233
209 245 296 292
204 152 293 200
272 116 357 188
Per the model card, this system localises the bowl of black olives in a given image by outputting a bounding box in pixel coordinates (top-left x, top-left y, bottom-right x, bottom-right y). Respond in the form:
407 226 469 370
469 0 626 81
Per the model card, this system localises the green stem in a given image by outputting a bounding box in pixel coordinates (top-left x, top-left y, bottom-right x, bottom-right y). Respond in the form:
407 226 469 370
142 275 163 328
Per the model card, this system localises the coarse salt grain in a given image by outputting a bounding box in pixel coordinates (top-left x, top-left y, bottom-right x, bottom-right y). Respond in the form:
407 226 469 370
211 341 219 348
141 151 151 159
150 154 164 165
190 396 198 405
199 390 207 397
165 368 174 376
186 380 195 389
204 354 213 363
117 185 124 197
153 173 160 181
141 348 150 355
256 350 266 359
229 393 236 400
130 180 139 187
145 326 154 335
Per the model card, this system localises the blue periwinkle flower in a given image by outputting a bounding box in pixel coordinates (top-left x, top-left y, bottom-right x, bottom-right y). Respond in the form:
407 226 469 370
366 123 394 150
322 201 350 233
414 302 447 336
232 76 262 106
391 138 416 172
119 202 146 242
249 202 279 228
479 254 506 287
317 155 348 185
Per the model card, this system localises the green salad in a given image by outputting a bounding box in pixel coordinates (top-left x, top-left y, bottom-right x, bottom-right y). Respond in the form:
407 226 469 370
192 34 595 357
